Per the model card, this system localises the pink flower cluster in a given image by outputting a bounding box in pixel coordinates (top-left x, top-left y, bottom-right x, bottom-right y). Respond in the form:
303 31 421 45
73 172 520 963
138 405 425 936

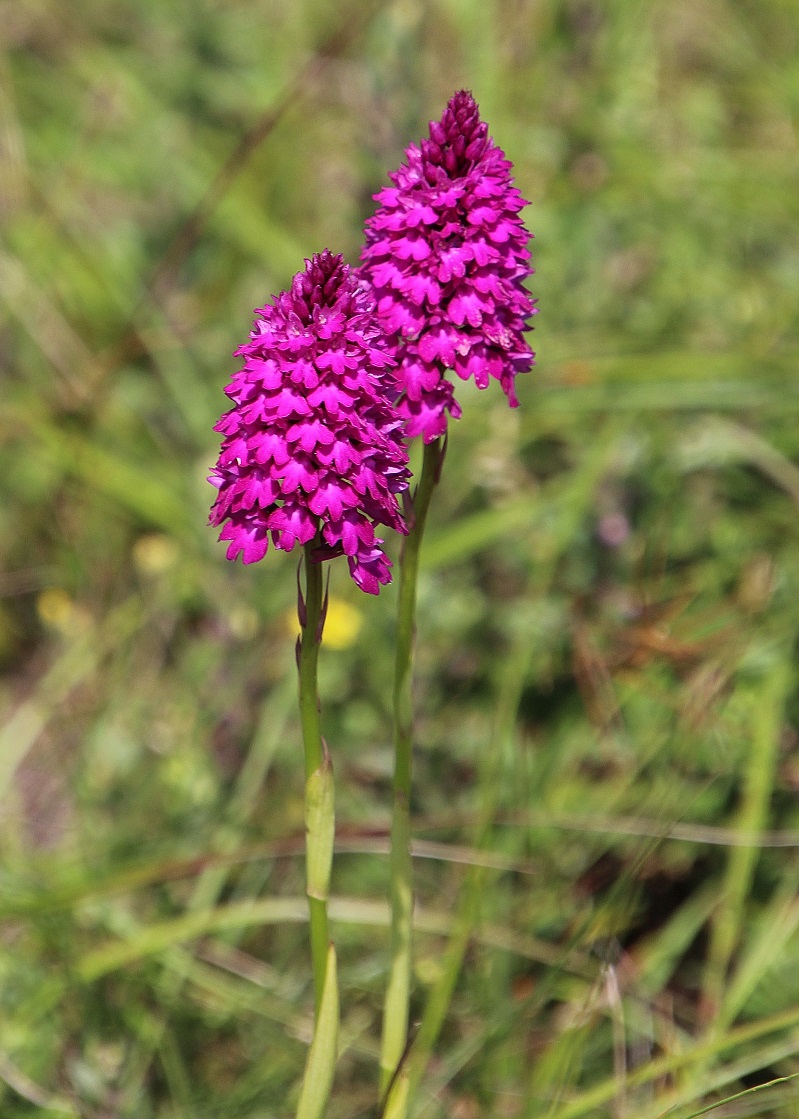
209 251 410 594
210 92 535 590
359 90 536 442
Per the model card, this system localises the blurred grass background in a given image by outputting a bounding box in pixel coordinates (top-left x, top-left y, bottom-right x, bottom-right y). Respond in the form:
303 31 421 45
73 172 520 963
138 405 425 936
2 0 799 1115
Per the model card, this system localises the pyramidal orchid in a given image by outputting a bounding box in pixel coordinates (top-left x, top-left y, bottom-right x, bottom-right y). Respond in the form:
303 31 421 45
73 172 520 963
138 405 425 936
210 251 411 1119
209 93 537 1118
359 89 536 443
359 93 537 1113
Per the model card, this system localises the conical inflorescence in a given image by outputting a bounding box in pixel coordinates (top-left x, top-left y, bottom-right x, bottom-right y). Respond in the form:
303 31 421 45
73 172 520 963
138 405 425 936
359 90 536 442
209 251 410 594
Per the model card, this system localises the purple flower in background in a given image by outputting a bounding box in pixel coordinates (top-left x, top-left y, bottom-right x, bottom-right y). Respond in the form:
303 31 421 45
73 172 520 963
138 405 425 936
359 90 537 443
209 251 410 594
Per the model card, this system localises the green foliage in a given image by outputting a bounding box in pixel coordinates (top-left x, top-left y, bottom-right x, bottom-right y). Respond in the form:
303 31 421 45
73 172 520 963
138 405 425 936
2 0 799 1115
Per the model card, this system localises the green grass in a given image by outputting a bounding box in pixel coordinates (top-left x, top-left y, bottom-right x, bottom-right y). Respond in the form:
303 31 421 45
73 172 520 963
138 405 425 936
2 0 799 1115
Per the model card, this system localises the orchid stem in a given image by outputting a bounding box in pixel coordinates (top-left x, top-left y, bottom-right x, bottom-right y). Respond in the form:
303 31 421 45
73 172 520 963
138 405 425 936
298 543 333 1018
381 437 443 1104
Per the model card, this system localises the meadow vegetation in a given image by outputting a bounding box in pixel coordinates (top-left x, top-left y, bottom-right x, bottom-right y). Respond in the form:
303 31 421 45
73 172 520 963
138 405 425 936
2 0 799 1115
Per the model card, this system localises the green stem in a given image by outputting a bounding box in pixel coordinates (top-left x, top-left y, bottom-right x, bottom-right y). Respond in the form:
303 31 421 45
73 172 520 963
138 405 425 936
298 543 330 1017
381 438 443 1102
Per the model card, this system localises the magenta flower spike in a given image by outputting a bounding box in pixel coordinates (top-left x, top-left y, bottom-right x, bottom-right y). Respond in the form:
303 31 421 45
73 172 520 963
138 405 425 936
359 90 537 442
209 251 410 594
